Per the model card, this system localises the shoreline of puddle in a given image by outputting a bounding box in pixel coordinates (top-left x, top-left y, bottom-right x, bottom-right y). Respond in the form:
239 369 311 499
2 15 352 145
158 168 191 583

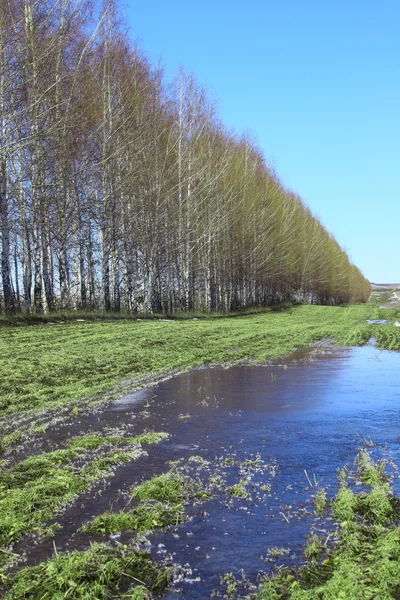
5 335 400 598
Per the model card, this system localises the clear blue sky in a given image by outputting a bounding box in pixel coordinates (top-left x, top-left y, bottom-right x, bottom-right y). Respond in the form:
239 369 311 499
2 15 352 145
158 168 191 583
124 0 399 283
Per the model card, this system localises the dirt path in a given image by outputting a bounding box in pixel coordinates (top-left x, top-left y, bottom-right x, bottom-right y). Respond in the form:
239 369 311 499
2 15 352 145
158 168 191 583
379 292 400 309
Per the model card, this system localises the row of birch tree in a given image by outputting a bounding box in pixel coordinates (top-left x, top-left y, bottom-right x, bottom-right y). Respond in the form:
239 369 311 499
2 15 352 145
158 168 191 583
0 0 371 314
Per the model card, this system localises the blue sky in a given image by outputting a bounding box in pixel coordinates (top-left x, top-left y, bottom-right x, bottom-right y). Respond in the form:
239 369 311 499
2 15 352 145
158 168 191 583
124 0 399 283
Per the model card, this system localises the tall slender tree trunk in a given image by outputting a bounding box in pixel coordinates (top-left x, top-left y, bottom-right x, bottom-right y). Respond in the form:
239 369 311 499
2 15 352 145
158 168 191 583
87 218 95 308
14 240 21 312
20 214 32 313
32 212 43 313
0 160 15 313
99 226 110 311
0 32 15 313
41 207 54 310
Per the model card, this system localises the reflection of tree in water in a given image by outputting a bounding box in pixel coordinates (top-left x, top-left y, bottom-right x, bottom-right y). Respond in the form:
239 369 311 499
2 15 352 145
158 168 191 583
165 345 352 416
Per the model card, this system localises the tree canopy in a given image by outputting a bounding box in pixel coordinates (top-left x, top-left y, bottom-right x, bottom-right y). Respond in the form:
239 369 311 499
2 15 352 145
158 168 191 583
0 0 371 314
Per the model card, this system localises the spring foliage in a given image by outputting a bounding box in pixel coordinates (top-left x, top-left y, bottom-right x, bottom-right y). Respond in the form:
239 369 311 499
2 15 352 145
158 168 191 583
0 0 370 315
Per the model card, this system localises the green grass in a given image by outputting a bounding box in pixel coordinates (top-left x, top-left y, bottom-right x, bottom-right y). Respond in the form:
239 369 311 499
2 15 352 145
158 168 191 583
131 431 169 445
265 547 290 558
0 430 24 453
228 479 249 498
355 449 388 486
375 325 400 351
81 502 185 535
0 432 167 555
2 542 172 599
83 468 211 536
0 306 278 327
313 487 327 515
130 472 188 504
1 303 397 420
130 469 209 504
331 485 357 522
0 435 143 550
304 534 326 560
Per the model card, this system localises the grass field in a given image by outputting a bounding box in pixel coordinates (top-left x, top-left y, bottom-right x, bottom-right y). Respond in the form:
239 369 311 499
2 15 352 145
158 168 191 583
1 303 399 420
1 302 400 598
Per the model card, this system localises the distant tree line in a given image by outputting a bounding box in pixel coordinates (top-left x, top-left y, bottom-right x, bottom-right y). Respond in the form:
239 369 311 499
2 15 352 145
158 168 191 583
0 0 370 315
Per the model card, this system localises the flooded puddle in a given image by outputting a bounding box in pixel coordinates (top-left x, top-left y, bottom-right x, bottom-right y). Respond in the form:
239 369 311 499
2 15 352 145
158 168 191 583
366 319 388 324
19 341 400 597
